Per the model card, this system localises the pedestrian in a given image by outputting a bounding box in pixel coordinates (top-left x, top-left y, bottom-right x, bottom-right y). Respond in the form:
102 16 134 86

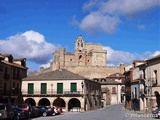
154 91 160 109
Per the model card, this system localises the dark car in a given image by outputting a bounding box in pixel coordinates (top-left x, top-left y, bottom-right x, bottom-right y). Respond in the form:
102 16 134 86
152 108 160 118
17 104 31 118
33 106 46 117
40 106 55 117
30 106 40 118
0 104 14 119
13 108 28 120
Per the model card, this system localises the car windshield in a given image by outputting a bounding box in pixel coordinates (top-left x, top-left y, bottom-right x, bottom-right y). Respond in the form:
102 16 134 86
0 105 5 110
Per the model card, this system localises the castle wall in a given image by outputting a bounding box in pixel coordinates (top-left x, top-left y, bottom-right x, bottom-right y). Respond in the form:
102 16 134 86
63 65 126 79
85 43 102 52
91 51 106 66
64 54 76 66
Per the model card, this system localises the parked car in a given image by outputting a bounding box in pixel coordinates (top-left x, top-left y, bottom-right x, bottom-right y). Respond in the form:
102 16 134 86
0 104 14 119
152 108 160 118
33 106 44 117
52 106 62 115
30 106 40 118
17 104 31 118
12 108 28 120
40 106 55 117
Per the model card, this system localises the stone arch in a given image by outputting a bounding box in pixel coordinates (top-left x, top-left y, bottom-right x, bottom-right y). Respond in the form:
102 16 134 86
53 97 65 107
38 98 50 106
68 98 81 111
24 98 36 106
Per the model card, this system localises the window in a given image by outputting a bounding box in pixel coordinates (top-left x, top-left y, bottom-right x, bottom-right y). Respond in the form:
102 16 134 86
71 83 77 92
112 87 116 94
143 69 146 79
154 70 158 84
57 83 63 94
134 87 137 98
79 55 82 60
28 83 34 94
81 43 83 47
41 83 47 94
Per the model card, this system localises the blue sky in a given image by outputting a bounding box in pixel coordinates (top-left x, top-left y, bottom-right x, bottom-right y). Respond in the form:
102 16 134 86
0 0 159 72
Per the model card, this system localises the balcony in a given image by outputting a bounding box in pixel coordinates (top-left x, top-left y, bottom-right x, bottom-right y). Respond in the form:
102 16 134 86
22 89 83 97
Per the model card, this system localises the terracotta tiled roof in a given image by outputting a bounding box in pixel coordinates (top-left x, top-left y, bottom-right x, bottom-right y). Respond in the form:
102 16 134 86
23 69 87 81
147 54 160 61
132 60 146 64
101 79 121 85
106 73 124 78
1 60 27 69
13 58 26 61
0 54 5 59
2 54 13 57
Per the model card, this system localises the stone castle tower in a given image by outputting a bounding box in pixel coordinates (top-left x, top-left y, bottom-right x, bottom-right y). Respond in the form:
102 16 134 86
38 35 127 79
51 35 107 70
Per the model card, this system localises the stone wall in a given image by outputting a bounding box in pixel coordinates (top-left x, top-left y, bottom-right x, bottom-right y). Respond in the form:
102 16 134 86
64 64 127 79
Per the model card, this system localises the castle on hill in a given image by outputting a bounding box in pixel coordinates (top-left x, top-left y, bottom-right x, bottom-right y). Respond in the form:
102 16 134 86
32 35 127 79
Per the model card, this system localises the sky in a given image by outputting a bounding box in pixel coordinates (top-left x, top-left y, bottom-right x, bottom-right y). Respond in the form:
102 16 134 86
0 0 159 72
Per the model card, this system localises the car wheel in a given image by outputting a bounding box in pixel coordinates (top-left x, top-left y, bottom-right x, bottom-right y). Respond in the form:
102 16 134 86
42 112 47 117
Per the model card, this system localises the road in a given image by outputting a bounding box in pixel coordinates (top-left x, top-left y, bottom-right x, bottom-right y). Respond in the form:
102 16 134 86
32 104 156 120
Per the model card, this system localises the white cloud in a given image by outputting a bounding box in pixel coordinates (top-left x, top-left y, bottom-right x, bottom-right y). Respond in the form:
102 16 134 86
71 15 79 26
101 0 159 15
80 12 121 34
153 51 160 57
22 30 44 43
0 30 60 64
103 46 135 64
137 25 145 30
40 62 51 69
78 0 159 34
82 0 100 11
103 46 159 65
